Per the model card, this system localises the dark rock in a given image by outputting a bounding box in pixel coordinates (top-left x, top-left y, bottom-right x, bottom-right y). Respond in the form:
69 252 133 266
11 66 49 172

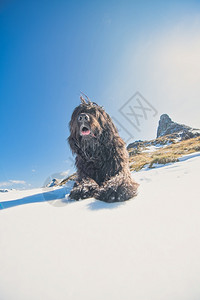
0 189 9 193
46 178 59 187
157 114 200 139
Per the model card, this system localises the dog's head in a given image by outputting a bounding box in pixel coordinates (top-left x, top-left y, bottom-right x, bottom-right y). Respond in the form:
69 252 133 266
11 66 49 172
68 96 120 155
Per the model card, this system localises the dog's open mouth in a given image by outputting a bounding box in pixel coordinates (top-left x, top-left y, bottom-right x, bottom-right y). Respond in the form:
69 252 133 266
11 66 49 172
80 125 91 136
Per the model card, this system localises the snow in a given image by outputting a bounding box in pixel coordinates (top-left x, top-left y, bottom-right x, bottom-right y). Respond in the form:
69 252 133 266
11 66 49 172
142 142 171 153
0 153 200 300
142 145 161 152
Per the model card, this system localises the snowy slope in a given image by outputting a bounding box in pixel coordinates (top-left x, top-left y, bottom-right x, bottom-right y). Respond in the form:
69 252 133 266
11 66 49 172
0 153 200 300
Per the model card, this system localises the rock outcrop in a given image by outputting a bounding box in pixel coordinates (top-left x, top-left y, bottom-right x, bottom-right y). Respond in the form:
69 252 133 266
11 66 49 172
46 178 60 188
0 189 9 193
157 114 200 139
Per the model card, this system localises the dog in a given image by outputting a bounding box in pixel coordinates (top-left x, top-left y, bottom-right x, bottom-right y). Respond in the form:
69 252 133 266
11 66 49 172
68 95 138 202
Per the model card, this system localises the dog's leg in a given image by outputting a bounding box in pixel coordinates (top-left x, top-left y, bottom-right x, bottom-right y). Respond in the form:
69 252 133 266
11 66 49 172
96 172 139 203
69 177 99 200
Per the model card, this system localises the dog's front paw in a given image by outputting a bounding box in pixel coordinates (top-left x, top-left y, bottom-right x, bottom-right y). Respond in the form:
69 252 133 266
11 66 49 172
69 179 99 200
69 186 93 200
96 187 124 203
97 183 137 203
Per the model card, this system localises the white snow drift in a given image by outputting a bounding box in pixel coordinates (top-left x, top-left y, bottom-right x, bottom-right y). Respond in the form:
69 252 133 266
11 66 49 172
0 153 200 300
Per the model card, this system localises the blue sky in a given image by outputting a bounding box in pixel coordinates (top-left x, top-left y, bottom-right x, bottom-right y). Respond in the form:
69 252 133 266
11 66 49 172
1 0 200 189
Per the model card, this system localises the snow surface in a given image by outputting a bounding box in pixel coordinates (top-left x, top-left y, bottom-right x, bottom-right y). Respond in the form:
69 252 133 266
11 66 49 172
0 153 200 300
142 145 163 153
142 142 172 153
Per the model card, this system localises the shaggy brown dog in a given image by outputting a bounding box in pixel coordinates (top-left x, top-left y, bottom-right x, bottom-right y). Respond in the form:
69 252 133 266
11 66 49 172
68 96 138 202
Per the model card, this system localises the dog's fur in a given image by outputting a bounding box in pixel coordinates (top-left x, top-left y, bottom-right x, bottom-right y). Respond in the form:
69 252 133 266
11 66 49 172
68 98 138 202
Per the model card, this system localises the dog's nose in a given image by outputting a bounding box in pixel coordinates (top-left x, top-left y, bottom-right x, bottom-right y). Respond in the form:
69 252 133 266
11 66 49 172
78 113 90 122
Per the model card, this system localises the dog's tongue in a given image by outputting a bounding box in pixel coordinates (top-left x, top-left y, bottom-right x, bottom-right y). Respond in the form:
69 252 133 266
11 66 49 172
82 129 91 135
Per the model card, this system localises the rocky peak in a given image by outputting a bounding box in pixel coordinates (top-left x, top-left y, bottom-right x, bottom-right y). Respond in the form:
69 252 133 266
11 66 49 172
156 114 199 139
157 114 173 137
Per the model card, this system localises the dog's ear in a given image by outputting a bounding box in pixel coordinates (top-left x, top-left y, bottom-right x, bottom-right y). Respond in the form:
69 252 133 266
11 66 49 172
98 109 118 135
105 112 118 134
98 109 125 149
68 115 79 154
68 135 78 154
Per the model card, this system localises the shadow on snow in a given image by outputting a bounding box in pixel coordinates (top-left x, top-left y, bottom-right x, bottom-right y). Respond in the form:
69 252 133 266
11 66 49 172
0 185 125 210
